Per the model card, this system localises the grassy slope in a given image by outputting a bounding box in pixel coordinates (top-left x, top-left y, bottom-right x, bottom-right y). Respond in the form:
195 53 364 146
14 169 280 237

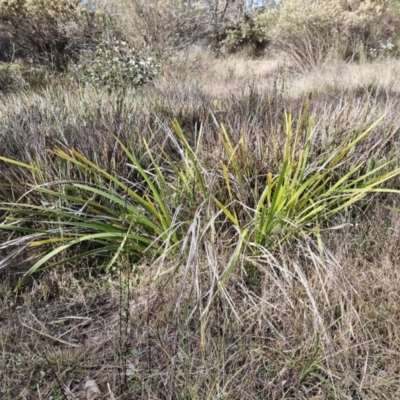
1 51 400 399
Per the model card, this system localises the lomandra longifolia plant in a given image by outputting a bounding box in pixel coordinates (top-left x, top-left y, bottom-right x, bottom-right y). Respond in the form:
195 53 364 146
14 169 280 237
0 111 400 291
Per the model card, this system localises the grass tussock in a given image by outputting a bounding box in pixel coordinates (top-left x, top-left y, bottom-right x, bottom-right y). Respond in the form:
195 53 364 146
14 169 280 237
1 15 400 400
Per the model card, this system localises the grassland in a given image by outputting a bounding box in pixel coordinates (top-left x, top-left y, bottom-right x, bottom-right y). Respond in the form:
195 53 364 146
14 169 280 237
1 41 400 400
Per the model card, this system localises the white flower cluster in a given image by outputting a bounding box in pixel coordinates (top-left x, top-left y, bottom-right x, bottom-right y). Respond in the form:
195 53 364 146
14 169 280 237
369 40 395 58
73 40 159 91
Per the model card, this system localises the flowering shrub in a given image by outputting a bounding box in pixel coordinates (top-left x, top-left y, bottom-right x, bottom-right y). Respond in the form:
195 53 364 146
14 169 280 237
73 40 159 91
211 13 273 56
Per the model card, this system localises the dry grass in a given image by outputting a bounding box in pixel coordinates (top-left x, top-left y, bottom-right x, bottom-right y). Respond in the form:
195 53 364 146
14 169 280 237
289 58 400 99
1 46 400 399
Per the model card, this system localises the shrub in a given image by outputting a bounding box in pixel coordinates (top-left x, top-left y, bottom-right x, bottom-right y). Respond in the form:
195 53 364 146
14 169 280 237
102 0 211 58
0 25 13 61
251 0 400 69
0 0 103 71
0 64 17 90
210 14 271 56
73 40 159 91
